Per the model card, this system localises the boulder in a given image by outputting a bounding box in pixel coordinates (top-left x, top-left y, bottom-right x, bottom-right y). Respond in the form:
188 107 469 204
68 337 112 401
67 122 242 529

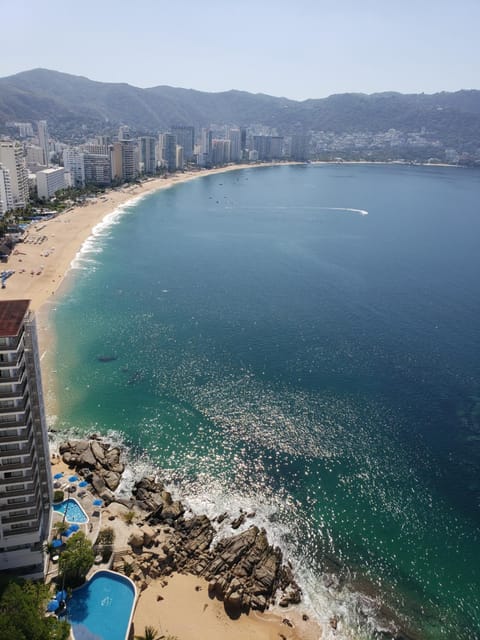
140 524 156 546
128 527 144 549
103 471 121 491
224 591 243 618
91 473 106 495
78 447 97 468
72 440 90 454
160 500 184 522
231 513 246 529
91 440 106 462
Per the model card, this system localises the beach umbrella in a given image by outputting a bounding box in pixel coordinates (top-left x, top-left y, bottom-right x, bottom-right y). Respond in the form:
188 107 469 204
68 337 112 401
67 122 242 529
93 499 103 507
78 480 88 487
47 600 59 612
68 475 78 482
51 539 63 548
64 529 74 538
55 590 68 602
53 472 64 480
69 523 80 531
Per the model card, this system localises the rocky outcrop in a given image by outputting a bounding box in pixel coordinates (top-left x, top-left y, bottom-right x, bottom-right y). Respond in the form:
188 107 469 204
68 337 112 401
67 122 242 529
119 476 303 615
57 441 302 617
59 438 125 498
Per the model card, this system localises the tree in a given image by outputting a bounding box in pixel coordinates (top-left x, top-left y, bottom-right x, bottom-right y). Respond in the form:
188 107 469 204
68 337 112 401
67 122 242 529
58 531 94 587
0 580 70 640
53 521 69 536
95 527 115 562
134 626 164 640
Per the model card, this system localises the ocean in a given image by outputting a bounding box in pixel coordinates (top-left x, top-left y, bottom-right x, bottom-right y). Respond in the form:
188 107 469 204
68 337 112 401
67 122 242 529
50 164 480 639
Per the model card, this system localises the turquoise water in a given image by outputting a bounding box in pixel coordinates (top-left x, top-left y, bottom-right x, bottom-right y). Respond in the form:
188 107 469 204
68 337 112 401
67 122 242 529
63 570 135 640
53 499 88 524
51 164 480 639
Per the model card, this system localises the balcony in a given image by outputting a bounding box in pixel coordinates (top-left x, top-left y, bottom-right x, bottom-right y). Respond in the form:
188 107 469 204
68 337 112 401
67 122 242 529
0 399 29 416
0 499 36 512
2 456 33 471
0 380 28 400
0 364 26 385
0 472 33 486
2 509 38 527
3 524 39 537
0 430 30 444
0 408 32 430
0 329 25 354
0 485 35 499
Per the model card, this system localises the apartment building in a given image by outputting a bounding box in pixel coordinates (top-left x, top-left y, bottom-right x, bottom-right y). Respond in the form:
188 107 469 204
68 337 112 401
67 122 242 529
0 142 29 208
0 300 52 579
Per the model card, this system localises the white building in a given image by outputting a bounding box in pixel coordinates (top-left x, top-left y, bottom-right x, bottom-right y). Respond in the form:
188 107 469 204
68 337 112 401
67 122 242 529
0 300 52 579
228 128 242 162
26 145 46 167
138 137 156 174
176 145 184 170
0 164 14 215
0 142 29 209
37 120 50 167
36 167 65 200
63 149 85 187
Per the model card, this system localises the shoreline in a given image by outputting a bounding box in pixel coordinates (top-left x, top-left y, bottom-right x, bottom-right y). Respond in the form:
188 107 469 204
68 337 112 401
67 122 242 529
50 440 324 640
0 158 464 314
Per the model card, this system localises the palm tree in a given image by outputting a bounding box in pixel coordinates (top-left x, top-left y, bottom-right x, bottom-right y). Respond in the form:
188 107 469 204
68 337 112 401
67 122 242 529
134 626 163 640
54 520 70 536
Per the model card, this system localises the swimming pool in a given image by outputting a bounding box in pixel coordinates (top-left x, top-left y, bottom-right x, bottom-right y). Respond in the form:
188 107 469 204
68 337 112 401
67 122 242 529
52 499 88 524
65 570 136 640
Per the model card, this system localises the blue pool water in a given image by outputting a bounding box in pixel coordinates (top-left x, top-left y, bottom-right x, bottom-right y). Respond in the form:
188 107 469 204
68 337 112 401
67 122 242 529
53 499 88 524
65 571 136 640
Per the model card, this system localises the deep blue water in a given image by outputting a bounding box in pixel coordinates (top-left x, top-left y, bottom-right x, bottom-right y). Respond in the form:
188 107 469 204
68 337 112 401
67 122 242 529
51 164 480 639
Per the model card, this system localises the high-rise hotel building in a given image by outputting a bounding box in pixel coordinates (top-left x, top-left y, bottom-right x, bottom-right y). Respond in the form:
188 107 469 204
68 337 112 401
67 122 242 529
0 300 52 579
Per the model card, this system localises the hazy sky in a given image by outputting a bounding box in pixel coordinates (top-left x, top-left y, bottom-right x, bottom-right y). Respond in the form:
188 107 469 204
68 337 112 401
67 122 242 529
1 0 479 100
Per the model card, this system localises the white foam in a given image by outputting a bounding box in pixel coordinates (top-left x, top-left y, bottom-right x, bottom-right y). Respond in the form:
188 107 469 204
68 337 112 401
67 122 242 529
316 207 368 216
70 192 150 271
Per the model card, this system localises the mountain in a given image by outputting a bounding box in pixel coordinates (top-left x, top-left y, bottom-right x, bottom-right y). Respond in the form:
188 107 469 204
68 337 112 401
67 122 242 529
1 68 480 152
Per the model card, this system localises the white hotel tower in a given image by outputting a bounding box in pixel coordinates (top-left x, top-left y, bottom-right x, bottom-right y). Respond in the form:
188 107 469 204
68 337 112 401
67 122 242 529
0 300 52 579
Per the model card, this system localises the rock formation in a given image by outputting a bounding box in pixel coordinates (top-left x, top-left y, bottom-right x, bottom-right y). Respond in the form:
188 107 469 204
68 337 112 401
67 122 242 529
58 440 302 615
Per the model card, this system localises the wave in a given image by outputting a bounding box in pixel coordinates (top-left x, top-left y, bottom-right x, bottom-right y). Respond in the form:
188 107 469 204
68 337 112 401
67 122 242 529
319 207 368 216
70 192 151 271
233 205 368 216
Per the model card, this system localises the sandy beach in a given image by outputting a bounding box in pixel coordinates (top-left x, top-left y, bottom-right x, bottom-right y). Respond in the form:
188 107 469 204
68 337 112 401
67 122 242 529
7 164 323 639
1 165 264 312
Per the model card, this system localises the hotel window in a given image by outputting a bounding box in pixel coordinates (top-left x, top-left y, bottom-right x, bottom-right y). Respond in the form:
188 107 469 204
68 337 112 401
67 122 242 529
6 483 25 492
0 443 20 452
7 497 26 505
10 509 29 517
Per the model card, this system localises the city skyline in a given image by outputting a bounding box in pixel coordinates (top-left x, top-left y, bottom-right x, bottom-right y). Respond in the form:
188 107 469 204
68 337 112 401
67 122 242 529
1 0 480 100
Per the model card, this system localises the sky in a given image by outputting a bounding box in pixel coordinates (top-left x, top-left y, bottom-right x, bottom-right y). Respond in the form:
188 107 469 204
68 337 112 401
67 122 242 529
1 0 479 100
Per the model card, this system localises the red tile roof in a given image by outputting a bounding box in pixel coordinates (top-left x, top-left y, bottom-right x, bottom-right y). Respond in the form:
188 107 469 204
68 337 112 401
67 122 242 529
0 300 30 337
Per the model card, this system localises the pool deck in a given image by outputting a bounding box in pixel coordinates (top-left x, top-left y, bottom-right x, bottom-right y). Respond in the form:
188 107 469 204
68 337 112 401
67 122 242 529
47 456 140 583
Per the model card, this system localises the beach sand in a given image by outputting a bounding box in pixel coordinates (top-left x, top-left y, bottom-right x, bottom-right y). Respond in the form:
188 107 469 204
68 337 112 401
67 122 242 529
133 573 321 640
9 164 323 639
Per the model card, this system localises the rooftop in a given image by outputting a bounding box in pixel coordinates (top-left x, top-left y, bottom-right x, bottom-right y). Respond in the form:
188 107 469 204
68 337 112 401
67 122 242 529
0 299 30 337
